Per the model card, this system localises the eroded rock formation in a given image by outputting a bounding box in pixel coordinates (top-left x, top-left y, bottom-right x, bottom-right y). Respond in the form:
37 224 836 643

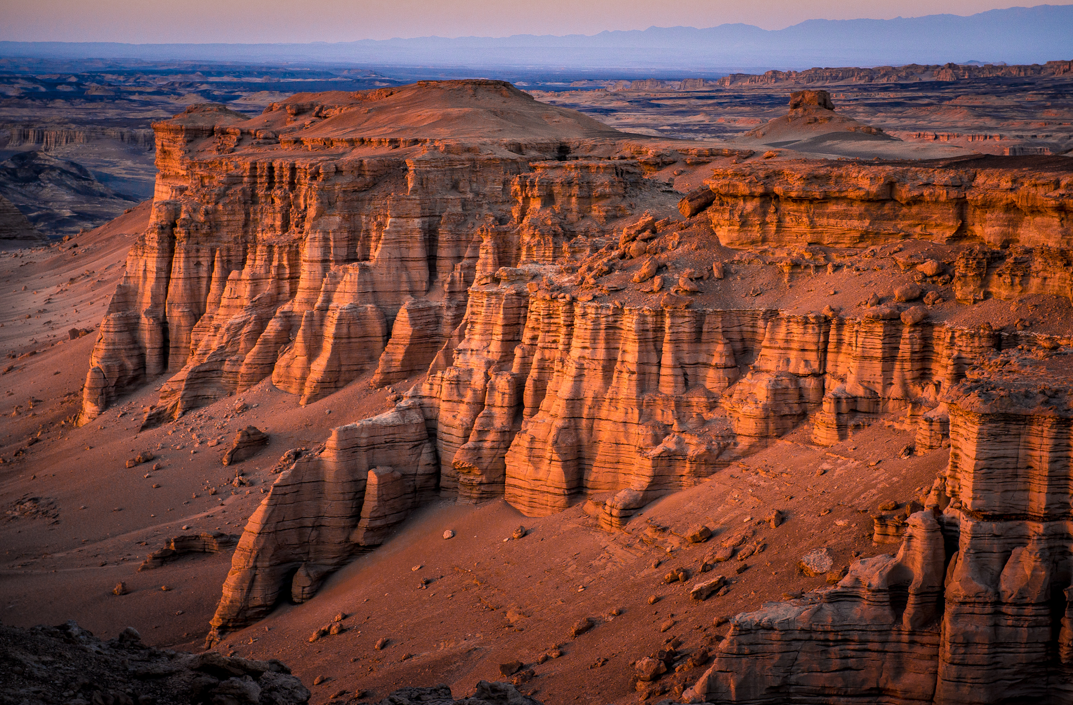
77 84 1073 699
687 357 1073 704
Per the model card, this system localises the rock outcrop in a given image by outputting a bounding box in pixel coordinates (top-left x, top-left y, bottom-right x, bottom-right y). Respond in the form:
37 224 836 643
698 160 1073 253
0 620 309 705
687 357 1073 705
79 82 673 426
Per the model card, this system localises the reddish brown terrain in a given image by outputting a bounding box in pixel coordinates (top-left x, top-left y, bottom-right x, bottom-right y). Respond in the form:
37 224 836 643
2 74 1073 705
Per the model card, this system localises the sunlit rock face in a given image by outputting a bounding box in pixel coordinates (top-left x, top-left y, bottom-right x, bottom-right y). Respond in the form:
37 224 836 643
76 83 1073 698
687 360 1073 705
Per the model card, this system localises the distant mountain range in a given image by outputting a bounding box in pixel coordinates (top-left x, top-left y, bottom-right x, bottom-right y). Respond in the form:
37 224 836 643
1 4 1071 73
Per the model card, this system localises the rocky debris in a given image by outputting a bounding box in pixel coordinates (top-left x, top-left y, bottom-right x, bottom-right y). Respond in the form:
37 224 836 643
690 365 1073 704
221 426 269 466
0 621 309 705
138 531 237 570
690 575 727 601
124 451 154 468
631 257 659 283
797 547 834 577
372 682 541 705
663 567 691 584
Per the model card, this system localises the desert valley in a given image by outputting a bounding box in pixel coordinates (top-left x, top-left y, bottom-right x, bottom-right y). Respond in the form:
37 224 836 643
2 6 1073 705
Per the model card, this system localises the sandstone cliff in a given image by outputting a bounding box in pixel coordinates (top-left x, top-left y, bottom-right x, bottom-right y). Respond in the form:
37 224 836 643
77 84 1073 703
687 356 1073 704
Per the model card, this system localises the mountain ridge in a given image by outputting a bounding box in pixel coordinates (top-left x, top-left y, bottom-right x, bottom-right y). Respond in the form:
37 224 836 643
1 5 1071 71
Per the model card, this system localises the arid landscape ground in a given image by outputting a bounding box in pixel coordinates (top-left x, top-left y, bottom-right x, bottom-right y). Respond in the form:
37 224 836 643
2 50 1073 705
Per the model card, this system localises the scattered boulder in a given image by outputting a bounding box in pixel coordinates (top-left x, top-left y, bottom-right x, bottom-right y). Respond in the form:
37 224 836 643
894 284 923 302
663 567 691 584
686 525 712 543
798 547 834 577
690 575 727 601
711 262 725 280
923 290 944 306
112 582 127 596
221 426 269 466
125 451 154 468
917 259 943 277
632 258 659 283
766 509 784 528
570 617 595 637
901 306 928 326
443 529 455 540
678 187 717 218
499 661 523 676
635 656 667 682
138 532 237 571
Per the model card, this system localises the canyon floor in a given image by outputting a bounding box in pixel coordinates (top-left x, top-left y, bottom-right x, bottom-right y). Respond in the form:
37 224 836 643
2 65 1073 705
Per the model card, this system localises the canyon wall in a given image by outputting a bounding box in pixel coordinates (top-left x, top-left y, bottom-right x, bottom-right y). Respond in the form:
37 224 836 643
688 360 1073 704
77 85 1073 700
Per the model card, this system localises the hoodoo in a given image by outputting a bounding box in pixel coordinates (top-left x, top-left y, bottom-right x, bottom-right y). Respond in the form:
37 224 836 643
73 79 1073 703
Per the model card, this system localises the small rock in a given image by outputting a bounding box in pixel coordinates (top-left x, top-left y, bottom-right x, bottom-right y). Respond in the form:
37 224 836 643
635 656 668 682
690 575 727 601
798 547 834 577
328 622 344 636
308 627 328 643
686 525 712 543
894 284 923 302
112 582 127 596
313 675 327 686
499 661 523 676
917 259 943 277
647 594 660 605
659 618 676 633
923 290 944 306
901 306 928 326
375 637 389 650
442 529 455 540
570 616 595 637
766 509 783 528
512 526 526 540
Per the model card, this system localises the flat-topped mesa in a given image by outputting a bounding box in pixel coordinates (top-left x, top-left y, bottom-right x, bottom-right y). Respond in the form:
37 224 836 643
740 89 892 145
684 159 1073 302
78 80 684 426
688 357 1073 705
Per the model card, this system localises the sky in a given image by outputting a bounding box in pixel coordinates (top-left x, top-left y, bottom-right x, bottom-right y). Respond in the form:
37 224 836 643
0 0 1048 43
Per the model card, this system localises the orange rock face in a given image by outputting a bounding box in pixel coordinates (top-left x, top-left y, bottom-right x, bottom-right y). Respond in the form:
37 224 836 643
77 83 1073 702
688 360 1073 704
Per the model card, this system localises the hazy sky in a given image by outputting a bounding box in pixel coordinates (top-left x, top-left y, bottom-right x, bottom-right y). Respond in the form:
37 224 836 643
0 0 1046 43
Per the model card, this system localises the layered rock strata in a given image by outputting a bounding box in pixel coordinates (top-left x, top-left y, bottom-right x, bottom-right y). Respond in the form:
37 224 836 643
687 359 1073 704
80 84 682 425
211 280 1017 634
